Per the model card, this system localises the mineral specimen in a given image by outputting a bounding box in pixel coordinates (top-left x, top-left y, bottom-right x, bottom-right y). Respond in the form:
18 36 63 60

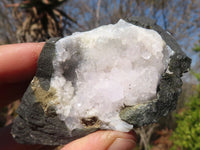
11 17 191 145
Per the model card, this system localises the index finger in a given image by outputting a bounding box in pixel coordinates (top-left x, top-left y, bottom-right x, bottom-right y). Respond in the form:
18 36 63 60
0 43 44 84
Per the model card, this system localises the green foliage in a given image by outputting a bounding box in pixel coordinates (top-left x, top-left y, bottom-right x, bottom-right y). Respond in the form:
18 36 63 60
170 38 200 150
170 80 200 150
193 35 200 53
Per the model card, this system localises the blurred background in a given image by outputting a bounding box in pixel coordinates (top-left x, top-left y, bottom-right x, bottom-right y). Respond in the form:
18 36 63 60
0 0 199 149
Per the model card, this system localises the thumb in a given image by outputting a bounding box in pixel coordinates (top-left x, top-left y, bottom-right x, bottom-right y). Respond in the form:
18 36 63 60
61 130 137 150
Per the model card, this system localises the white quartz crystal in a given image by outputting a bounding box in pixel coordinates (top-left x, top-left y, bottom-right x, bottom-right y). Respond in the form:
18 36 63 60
51 19 172 132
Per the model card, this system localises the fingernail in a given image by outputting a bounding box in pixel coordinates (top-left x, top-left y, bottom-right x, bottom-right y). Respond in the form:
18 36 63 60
129 130 138 142
108 138 136 150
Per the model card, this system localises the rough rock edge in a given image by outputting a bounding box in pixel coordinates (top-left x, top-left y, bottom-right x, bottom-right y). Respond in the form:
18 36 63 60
11 17 191 145
11 38 98 145
119 17 191 127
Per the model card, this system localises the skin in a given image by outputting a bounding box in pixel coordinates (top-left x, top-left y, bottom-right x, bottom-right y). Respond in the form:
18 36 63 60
0 43 137 150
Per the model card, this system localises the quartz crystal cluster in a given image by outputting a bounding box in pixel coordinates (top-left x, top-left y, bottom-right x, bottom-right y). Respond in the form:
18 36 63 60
11 17 191 146
51 19 173 132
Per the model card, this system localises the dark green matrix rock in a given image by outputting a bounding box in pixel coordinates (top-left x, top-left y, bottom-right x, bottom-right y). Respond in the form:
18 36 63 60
11 17 191 145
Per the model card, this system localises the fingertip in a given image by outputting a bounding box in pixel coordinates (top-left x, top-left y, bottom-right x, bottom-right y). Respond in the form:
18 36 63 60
128 129 138 143
108 138 136 150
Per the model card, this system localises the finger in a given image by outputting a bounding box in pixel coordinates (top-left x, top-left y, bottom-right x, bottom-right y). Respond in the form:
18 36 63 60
61 130 137 150
0 43 44 84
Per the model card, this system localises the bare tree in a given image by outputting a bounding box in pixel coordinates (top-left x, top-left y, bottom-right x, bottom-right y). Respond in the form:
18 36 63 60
95 0 101 27
0 0 17 44
66 0 200 54
5 0 78 42
135 124 159 150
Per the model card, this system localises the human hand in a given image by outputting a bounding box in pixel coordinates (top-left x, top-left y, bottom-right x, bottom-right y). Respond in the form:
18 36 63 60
0 43 137 150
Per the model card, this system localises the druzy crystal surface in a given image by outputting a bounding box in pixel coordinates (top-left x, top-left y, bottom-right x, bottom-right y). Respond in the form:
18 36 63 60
51 19 173 132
